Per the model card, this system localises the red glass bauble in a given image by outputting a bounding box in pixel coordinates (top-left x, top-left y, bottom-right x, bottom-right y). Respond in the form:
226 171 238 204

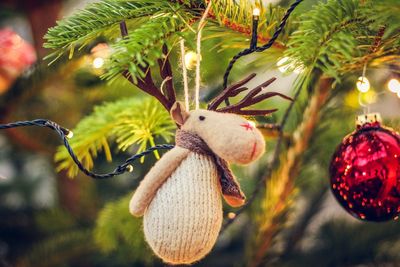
330 121 400 221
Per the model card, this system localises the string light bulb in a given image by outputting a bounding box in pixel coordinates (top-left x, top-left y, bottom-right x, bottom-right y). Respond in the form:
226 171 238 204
388 78 400 93
126 165 134 172
90 43 110 69
66 130 74 139
184 51 199 70
93 57 105 69
356 76 370 93
228 212 236 219
253 7 261 17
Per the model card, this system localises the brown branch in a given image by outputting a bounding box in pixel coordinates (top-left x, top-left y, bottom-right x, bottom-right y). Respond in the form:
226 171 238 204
157 44 176 104
370 26 386 54
122 70 171 110
250 77 333 267
360 25 387 67
119 21 175 111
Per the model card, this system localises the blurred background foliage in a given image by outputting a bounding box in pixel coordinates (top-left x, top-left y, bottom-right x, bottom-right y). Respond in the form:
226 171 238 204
0 0 399 266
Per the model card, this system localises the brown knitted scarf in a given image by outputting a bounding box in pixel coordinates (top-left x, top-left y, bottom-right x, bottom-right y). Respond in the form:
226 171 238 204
175 129 245 202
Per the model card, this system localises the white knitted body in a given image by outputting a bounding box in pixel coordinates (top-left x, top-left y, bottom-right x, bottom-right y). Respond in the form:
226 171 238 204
143 153 223 265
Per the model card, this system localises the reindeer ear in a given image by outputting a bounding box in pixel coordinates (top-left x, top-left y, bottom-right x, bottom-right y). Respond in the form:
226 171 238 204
170 102 189 126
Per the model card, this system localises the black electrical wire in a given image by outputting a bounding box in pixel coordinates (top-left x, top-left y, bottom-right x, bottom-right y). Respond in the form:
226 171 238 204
0 119 174 179
222 0 304 105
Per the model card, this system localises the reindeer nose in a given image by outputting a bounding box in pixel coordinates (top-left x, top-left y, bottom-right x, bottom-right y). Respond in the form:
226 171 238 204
240 121 255 131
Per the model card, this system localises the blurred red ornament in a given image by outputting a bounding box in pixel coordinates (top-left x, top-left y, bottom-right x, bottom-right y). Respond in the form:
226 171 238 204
0 28 37 93
330 113 400 221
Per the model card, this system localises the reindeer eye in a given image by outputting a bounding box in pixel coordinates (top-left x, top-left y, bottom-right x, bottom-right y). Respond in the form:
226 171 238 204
199 116 206 121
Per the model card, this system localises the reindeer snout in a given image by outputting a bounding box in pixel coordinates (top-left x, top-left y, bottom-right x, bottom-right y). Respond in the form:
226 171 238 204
235 121 265 164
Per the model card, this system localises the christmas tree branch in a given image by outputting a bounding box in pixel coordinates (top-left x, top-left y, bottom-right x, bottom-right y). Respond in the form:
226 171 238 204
44 0 185 61
55 98 175 177
119 21 176 111
250 76 333 267
105 10 194 81
281 187 328 257
157 44 176 104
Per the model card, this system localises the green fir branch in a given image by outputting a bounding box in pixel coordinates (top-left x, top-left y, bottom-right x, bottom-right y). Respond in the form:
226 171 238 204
284 0 366 79
55 97 175 177
44 0 182 62
370 0 400 37
94 194 153 264
284 0 400 79
103 8 196 81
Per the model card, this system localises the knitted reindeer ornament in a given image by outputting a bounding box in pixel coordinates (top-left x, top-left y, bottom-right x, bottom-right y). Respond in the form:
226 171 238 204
129 72 291 264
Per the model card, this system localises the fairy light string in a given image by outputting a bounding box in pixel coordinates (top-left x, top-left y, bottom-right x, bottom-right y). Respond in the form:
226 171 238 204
222 0 304 105
0 119 174 179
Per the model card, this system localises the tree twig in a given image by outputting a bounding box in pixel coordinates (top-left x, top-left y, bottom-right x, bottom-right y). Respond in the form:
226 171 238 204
250 77 333 267
119 21 176 111
157 44 176 104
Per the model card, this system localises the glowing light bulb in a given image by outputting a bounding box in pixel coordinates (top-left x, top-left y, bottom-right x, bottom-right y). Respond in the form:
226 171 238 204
397 91 400 99
126 165 134 172
228 212 236 219
66 131 74 139
388 78 400 93
93 57 104 69
184 51 199 70
356 76 370 93
253 7 261 17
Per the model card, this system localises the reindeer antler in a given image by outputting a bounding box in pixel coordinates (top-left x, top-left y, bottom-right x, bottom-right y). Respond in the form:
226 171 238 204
120 21 176 111
208 73 292 116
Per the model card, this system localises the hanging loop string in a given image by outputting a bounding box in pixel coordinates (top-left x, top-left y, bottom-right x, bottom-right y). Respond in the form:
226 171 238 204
358 63 370 114
222 0 304 105
180 39 190 111
0 119 174 179
195 0 213 109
